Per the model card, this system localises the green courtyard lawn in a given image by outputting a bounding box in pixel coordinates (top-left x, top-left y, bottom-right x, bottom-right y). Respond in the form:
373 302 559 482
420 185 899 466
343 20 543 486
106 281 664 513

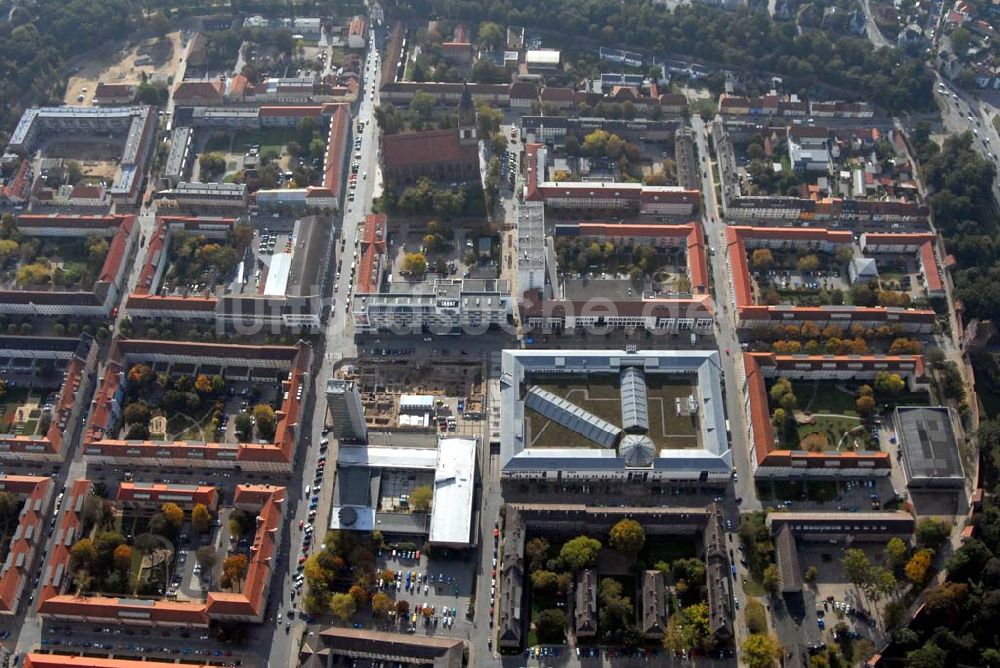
232 128 303 155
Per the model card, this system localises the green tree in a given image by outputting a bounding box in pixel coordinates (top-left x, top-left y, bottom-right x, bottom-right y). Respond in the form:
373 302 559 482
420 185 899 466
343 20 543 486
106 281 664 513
372 591 393 617
842 548 872 591
884 537 909 570
762 563 782 596
671 558 707 587
535 608 566 643
477 21 504 49
905 642 948 668
664 602 714 654
559 535 602 570
608 518 645 555
235 412 254 440
409 485 433 512
410 90 435 120
530 570 561 594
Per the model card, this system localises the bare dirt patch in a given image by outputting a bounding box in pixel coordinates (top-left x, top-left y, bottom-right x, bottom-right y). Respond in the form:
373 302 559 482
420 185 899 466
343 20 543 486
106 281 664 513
64 31 183 105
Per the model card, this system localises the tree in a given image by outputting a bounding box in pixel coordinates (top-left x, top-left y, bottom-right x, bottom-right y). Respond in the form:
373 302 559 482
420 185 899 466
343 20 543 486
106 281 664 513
906 641 948 668
797 254 820 272
198 152 227 180
70 538 95 567
762 563 782 596
196 546 217 572
905 548 935 585
672 558 707 587
195 374 213 394
161 502 184 530
235 412 253 440
801 432 829 453
664 602 714 654
751 248 775 270
123 402 151 427
134 533 159 555
804 566 818 583
856 394 876 417
395 599 410 616
745 598 768 634
113 544 132 572
609 518 646 555
884 537 909 570
0 239 18 264
535 608 566 643
478 21 504 49
525 537 550 571
94 531 126 569
191 503 211 533
771 408 788 429
916 518 951 549
221 555 249 592
372 591 393 617
65 160 83 185
874 371 906 396
770 378 793 404
17 263 51 286
835 245 855 264
559 535 602 570
402 252 428 276
742 633 782 668
148 10 170 37
409 485 433 512
842 548 872 591
253 404 276 440
330 592 357 621
530 569 561 593
410 90 435 120
348 584 369 607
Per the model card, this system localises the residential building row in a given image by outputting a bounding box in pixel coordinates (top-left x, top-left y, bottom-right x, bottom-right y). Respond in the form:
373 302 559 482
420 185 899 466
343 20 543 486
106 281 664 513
523 143 701 216
724 226 940 332
38 480 285 625
83 339 310 472
718 93 874 119
0 214 138 318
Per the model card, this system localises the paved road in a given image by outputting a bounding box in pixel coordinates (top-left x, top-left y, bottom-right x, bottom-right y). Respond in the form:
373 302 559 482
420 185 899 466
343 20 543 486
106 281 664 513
268 24 384 668
858 0 891 49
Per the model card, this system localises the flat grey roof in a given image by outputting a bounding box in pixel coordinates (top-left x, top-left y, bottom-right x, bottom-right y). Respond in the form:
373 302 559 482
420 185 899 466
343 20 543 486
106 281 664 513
893 406 964 482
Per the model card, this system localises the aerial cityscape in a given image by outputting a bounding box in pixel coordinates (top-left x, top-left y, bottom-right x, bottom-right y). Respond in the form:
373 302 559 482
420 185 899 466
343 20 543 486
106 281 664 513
0 0 997 666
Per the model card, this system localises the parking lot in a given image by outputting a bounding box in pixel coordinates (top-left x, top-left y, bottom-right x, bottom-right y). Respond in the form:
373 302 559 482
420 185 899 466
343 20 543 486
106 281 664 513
369 548 479 638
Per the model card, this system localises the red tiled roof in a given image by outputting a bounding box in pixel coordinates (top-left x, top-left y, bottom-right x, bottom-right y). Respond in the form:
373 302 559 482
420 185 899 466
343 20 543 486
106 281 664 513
116 483 218 509
920 240 943 292
744 352 908 469
540 87 576 102
173 80 223 103
0 476 51 612
323 104 350 201
84 340 310 468
524 143 543 202
382 128 477 169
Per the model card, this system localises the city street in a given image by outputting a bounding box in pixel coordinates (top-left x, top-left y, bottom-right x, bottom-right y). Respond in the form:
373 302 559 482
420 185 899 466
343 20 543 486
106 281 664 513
268 25 383 667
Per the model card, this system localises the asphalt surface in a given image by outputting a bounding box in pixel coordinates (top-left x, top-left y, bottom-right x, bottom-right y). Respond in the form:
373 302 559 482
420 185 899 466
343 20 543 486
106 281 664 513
267 26 383 668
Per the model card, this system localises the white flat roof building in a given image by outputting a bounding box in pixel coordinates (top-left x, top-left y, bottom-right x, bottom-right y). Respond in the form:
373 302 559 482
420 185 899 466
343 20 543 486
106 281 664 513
429 437 477 549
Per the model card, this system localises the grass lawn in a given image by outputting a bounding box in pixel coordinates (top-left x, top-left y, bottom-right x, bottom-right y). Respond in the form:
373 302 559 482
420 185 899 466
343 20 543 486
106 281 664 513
526 408 601 449
232 128 301 155
797 415 864 451
203 133 231 152
802 381 858 416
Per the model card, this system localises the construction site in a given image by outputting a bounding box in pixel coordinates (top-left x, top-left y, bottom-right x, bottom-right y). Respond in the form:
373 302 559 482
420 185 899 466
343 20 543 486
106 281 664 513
336 356 487 436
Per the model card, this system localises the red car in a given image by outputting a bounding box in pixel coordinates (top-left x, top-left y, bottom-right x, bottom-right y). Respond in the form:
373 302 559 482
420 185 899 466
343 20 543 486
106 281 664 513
298 555 307 564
